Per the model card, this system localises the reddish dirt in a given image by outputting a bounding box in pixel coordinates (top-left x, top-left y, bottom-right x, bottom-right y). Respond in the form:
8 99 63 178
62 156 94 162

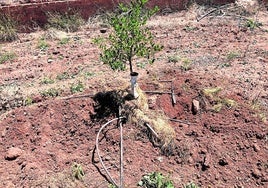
0 2 268 188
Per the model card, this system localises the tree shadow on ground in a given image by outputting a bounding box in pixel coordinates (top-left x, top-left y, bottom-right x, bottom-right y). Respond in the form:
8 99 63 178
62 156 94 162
90 90 125 122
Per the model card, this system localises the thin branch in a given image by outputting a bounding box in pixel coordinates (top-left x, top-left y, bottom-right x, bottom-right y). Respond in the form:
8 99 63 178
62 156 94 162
144 122 159 138
169 118 190 125
61 94 94 100
144 90 172 94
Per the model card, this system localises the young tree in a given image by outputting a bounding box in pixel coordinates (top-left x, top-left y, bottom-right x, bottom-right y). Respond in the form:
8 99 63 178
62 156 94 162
94 0 162 98
94 0 162 74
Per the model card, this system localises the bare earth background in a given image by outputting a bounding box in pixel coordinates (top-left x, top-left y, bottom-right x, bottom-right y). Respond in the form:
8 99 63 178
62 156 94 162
0 2 268 188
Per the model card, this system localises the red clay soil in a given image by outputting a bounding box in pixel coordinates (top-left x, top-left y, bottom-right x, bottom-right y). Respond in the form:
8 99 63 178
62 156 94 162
0 2 268 188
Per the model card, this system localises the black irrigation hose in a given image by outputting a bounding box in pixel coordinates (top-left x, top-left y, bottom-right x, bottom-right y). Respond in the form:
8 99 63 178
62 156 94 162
95 117 125 188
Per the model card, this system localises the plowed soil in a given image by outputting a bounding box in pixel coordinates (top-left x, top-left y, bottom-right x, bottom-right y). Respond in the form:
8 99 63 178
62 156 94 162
0 3 268 188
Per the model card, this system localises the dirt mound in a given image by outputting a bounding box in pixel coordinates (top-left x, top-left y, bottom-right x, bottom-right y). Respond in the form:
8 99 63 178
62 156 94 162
0 3 268 188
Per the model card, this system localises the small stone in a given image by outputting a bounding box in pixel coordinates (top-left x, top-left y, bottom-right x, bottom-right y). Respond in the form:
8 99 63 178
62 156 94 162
47 58 53 63
219 158 229 166
192 99 200 115
204 154 211 167
253 144 260 152
251 168 262 179
157 156 164 163
5 147 23 160
234 110 240 117
1 129 7 137
100 28 107 33
52 51 60 55
202 154 211 171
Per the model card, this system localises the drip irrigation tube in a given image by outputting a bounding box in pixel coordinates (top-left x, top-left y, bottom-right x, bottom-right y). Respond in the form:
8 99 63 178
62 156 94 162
95 117 125 188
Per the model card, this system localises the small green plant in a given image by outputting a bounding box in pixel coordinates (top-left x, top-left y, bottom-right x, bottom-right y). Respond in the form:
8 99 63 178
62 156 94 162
181 58 192 71
219 62 231 68
138 172 174 188
108 184 117 188
46 10 84 32
168 55 180 63
70 81 84 93
37 38 49 51
59 37 70 45
202 87 222 99
40 77 55 84
137 62 146 68
250 96 267 122
245 19 262 30
84 71 95 78
56 72 73 80
226 51 240 61
0 52 16 64
93 0 162 74
222 98 236 108
24 96 33 106
183 25 198 32
0 14 18 42
41 88 60 97
71 162 85 180
184 182 199 188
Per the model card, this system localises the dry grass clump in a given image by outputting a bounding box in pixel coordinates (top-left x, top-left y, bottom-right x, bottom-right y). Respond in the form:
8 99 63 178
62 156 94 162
29 170 86 188
124 86 176 155
0 14 18 42
235 0 259 15
46 10 85 32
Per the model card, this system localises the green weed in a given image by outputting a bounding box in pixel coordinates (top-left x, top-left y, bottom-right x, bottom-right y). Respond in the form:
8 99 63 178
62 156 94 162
181 58 192 71
41 88 60 97
70 81 84 93
202 87 222 98
0 52 16 64
226 51 240 61
71 163 84 180
37 38 49 51
24 97 33 106
183 25 198 32
245 19 262 30
84 71 95 78
138 172 174 188
59 37 70 45
168 55 180 63
56 72 74 80
108 184 117 188
40 77 55 84
184 182 199 188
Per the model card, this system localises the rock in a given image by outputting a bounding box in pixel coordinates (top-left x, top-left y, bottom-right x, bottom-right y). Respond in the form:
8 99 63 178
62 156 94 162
219 158 229 166
100 28 107 33
5 147 23 160
234 110 240 117
157 156 164 163
1 128 7 137
192 99 200 115
47 58 53 63
253 144 260 152
202 154 211 171
32 95 43 103
204 154 211 167
251 168 262 179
